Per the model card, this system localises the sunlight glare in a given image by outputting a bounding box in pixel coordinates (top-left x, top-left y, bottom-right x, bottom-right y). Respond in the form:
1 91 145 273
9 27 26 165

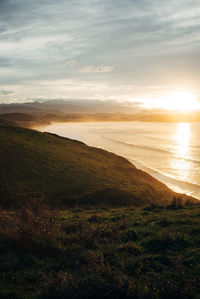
142 91 200 112
171 123 191 182
160 92 199 112
175 123 190 155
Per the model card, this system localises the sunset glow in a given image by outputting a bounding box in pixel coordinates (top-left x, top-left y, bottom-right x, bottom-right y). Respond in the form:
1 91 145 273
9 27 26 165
160 92 200 112
175 123 190 155
171 123 191 182
142 91 200 112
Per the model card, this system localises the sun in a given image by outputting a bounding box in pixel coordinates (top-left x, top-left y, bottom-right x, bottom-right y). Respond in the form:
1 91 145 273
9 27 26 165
141 91 200 112
160 91 200 112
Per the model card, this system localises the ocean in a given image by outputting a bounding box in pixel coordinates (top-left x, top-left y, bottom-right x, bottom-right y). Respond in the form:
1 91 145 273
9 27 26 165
39 122 200 199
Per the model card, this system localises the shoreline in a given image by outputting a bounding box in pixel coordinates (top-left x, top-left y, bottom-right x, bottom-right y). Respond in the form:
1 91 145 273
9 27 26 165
33 122 200 201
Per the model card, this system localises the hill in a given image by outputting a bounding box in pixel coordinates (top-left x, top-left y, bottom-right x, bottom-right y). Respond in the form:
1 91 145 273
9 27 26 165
0 112 38 122
2 102 200 126
0 112 139 128
0 99 142 114
0 121 196 208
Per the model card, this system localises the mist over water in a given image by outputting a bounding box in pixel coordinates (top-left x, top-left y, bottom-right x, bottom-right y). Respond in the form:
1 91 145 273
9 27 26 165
41 122 200 199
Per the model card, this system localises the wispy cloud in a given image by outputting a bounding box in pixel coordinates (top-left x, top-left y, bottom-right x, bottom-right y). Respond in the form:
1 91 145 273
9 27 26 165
67 59 114 73
0 89 15 96
67 59 79 68
79 65 114 73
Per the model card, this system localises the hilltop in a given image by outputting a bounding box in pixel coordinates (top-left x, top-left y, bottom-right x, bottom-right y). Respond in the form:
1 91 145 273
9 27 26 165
0 120 195 208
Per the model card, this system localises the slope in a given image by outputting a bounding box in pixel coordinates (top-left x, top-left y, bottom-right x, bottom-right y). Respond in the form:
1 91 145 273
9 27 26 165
0 121 195 208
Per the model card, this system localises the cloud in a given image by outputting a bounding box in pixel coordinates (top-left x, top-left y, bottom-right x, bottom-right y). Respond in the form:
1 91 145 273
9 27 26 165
0 89 15 96
79 65 114 73
0 0 200 103
67 59 79 68
67 59 114 73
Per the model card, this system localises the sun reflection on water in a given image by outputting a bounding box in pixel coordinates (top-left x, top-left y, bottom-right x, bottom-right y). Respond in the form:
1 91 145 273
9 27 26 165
171 123 191 181
175 123 190 155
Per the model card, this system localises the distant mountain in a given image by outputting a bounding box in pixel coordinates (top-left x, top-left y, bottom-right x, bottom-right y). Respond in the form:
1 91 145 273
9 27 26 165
0 121 195 208
0 112 38 122
0 103 63 115
1 101 200 124
0 99 142 114
0 112 139 128
0 104 43 114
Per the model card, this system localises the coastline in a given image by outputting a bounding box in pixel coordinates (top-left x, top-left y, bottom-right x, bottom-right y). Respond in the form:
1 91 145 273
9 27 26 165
35 121 200 201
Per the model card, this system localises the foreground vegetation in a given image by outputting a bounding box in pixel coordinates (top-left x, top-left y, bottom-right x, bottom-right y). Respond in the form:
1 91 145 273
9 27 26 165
0 200 200 298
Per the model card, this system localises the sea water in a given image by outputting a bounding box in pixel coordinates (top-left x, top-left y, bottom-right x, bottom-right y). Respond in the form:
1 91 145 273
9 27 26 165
39 122 200 199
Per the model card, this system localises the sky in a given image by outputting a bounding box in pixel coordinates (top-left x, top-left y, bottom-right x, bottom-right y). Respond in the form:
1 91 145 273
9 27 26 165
0 0 200 109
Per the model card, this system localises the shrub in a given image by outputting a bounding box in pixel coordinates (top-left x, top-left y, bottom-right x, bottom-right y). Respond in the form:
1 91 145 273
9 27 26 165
167 197 183 209
121 228 138 242
13 198 62 254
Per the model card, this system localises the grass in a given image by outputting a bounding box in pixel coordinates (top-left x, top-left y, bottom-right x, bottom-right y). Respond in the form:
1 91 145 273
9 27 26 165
0 202 200 298
0 120 199 298
0 121 195 208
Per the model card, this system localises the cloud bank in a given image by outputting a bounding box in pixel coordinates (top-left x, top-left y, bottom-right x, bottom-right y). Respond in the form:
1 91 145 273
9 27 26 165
0 0 200 104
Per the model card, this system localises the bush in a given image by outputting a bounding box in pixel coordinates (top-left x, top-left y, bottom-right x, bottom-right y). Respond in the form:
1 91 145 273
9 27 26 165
13 198 62 254
167 197 183 209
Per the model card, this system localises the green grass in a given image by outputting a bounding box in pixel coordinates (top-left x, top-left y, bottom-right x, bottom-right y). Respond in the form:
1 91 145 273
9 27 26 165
0 204 200 298
0 121 194 208
0 120 199 298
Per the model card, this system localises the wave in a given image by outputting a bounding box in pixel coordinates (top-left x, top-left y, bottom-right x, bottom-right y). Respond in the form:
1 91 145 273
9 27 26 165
104 136 172 154
125 156 200 199
102 136 200 198
104 136 200 165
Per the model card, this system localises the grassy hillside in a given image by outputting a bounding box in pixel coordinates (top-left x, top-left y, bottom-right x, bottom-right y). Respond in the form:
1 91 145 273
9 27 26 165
0 120 199 299
0 121 195 208
0 204 200 298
